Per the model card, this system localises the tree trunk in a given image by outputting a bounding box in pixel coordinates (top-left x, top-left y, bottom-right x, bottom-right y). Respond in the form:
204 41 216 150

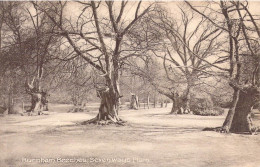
153 94 157 108
170 97 179 114
181 92 191 114
221 88 240 132
83 87 124 125
222 87 259 134
161 101 164 108
7 76 16 114
26 76 49 115
29 93 43 115
169 92 188 114
7 86 14 114
130 94 139 110
230 88 259 133
147 94 150 109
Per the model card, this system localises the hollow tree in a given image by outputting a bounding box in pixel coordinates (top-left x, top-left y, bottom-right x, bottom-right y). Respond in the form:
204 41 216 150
187 1 260 133
35 1 153 124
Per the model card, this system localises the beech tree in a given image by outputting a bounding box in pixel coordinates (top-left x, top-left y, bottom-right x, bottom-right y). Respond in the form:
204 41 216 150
34 1 153 124
24 2 59 114
132 4 226 114
187 1 260 133
0 2 30 114
0 2 61 115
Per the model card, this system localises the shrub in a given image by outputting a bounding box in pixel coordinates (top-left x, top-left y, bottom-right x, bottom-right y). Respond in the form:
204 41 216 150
190 97 224 116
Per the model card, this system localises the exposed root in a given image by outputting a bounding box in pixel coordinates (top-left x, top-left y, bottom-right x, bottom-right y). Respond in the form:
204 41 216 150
203 126 229 133
81 116 126 126
203 126 260 135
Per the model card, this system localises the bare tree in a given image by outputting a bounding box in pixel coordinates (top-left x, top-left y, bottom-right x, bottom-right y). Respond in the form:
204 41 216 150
0 2 29 114
187 1 260 133
34 1 153 124
133 4 226 114
0 2 61 115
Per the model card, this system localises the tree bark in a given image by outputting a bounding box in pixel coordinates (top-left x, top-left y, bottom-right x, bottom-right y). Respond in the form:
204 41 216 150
170 96 180 114
221 88 240 132
26 79 48 115
180 90 191 114
230 88 259 133
169 91 191 114
221 87 259 134
83 87 124 125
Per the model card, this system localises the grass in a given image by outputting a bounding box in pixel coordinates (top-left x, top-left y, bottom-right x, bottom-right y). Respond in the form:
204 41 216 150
0 103 260 167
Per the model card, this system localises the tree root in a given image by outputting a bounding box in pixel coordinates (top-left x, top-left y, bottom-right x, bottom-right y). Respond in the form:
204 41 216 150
203 127 229 133
203 126 260 135
81 116 126 126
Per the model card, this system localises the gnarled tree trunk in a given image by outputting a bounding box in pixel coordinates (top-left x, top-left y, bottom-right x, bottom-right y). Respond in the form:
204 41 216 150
29 93 43 115
83 87 124 125
221 87 259 134
26 78 48 115
224 88 259 133
169 91 191 114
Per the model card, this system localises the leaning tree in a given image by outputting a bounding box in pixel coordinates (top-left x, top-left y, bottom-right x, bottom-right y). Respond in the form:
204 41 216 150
187 1 260 134
35 1 153 124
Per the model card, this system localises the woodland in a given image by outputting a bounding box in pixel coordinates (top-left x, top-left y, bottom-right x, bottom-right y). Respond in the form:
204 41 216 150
0 1 259 134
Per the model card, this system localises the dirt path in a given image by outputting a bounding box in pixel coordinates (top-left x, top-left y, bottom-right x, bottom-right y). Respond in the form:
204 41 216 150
1 106 260 167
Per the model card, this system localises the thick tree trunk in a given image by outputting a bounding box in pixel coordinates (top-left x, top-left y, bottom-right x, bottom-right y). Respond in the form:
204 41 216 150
221 89 240 132
170 93 191 114
230 88 259 133
26 76 49 115
180 87 191 114
221 87 259 134
130 94 139 110
83 87 124 125
170 98 179 114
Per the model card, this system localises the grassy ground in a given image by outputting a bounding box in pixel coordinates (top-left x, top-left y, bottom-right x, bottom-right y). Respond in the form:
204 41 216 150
0 104 260 167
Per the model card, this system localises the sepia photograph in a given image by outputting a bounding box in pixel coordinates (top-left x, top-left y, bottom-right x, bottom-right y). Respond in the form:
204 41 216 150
0 0 260 167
